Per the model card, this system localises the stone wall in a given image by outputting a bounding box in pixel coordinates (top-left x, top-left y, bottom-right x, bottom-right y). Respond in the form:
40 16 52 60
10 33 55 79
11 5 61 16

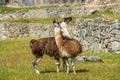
0 18 120 53
3 0 83 6
0 23 54 39
74 18 120 54
0 0 5 5
1 0 120 6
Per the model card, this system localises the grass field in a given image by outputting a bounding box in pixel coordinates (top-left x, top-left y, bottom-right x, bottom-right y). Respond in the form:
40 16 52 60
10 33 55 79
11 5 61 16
0 37 120 80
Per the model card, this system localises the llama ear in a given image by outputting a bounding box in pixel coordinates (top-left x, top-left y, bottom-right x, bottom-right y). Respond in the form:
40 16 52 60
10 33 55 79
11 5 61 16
63 17 72 23
53 18 59 27
53 18 57 23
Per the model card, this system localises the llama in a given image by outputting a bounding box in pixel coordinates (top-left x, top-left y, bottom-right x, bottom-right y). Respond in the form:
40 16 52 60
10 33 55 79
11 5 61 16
54 19 82 74
30 37 60 74
30 17 73 74
53 17 72 39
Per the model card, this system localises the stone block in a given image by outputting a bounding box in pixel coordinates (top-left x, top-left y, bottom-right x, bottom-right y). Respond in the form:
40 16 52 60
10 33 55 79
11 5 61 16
111 41 120 51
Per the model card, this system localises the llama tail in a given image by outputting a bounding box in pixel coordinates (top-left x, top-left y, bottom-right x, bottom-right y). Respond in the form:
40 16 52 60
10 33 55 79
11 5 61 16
30 39 36 48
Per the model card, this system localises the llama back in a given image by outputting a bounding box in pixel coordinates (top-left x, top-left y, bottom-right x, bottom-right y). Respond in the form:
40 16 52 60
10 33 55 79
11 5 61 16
30 38 49 57
63 39 82 57
44 37 59 58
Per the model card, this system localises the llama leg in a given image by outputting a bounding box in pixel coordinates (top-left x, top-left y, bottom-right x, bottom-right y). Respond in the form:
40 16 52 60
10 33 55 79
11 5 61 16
72 59 76 74
32 57 42 74
62 58 66 71
55 59 60 72
65 59 69 74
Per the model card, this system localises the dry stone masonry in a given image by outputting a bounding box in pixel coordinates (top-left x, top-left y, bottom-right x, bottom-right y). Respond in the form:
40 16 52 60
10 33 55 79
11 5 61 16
0 0 120 6
0 23 54 39
74 18 120 54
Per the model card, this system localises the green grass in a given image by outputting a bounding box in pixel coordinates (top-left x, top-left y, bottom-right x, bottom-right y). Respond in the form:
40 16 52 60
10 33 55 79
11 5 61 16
81 7 120 21
0 16 62 24
0 6 61 14
0 5 72 14
0 6 38 14
0 5 81 14
0 37 120 80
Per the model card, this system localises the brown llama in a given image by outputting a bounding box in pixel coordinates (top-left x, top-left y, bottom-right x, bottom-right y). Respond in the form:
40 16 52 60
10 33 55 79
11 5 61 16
54 19 82 74
30 37 60 74
30 17 73 74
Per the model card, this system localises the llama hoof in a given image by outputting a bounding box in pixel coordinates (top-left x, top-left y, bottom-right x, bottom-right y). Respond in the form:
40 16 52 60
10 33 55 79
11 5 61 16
73 72 76 74
66 71 69 74
35 70 40 74
57 70 59 73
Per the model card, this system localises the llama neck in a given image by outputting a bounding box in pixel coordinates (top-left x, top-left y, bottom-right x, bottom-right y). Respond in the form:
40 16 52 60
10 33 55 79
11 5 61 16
60 22 71 38
54 27 64 49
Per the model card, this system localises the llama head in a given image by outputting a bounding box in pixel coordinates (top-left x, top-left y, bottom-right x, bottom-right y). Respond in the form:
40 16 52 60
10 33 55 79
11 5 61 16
53 17 72 39
53 18 61 36
53 17 72 28
60 17 72 29
53 18 60 28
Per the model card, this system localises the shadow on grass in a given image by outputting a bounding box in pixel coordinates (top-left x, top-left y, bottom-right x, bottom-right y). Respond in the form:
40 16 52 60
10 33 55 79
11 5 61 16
41 69 89 74
41 70 57 73
76 69 89 73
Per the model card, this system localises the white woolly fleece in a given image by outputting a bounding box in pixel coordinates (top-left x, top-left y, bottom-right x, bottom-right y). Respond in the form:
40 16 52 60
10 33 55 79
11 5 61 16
60 22 71 38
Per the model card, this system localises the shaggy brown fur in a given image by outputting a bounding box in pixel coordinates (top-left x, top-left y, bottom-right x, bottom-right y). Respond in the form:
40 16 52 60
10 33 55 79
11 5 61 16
30 37 59 59
30 37 61 74
55 29 82 58
62 39 82 57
